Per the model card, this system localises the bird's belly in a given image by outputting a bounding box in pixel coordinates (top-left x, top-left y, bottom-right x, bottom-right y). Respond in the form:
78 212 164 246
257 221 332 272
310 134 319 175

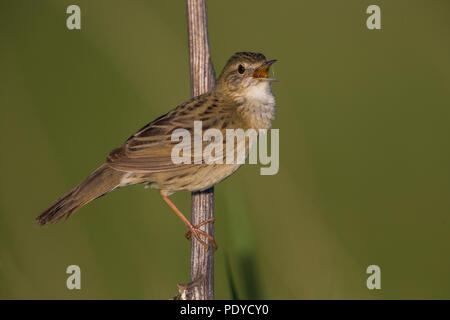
191 163 242 191
154 134 257 194
154 163 242 195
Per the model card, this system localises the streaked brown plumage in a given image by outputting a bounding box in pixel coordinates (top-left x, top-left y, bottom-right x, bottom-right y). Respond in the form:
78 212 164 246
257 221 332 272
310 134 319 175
37 52 277 248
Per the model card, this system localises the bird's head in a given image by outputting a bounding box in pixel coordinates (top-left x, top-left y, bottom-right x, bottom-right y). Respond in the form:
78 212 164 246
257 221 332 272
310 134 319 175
216 52 277 100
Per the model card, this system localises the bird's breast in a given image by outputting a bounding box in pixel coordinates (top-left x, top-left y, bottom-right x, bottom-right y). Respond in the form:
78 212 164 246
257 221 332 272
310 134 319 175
239 81 276 130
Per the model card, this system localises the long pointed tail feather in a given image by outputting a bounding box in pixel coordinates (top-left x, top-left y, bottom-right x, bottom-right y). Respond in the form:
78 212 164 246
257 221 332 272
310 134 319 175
37 164 124 226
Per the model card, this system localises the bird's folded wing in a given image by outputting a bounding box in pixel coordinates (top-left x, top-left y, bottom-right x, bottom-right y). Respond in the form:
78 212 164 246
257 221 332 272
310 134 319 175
106 92 236 172
106 110 199 173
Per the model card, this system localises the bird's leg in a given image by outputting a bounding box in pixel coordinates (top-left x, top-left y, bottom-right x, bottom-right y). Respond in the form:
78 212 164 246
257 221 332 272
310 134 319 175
160 191 217 250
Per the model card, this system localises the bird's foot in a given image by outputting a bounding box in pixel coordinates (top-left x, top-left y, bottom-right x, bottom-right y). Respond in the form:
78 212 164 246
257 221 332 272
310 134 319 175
185 218 217 250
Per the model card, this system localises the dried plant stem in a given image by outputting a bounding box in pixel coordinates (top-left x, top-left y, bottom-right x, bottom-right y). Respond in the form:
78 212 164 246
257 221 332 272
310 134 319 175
186 0 216 300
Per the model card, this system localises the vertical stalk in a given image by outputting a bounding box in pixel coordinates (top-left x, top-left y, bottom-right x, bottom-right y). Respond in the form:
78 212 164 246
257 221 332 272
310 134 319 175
186 0 216 300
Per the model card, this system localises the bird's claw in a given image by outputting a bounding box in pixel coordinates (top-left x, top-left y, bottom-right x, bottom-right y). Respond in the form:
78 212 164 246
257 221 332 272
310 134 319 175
185 218 217 250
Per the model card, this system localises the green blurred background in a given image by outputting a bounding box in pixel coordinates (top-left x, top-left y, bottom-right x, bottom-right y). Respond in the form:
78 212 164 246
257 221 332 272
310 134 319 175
1 0 449 299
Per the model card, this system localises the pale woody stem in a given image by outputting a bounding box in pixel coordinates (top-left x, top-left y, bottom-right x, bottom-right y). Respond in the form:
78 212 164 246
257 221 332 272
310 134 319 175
186 0 216 300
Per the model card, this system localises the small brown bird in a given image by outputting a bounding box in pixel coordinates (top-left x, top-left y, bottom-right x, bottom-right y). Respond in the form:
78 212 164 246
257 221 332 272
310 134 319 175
37 52 277 249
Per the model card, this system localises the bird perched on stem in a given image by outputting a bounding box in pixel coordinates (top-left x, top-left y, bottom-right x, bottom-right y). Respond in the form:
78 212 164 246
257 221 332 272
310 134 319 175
37 52 278 249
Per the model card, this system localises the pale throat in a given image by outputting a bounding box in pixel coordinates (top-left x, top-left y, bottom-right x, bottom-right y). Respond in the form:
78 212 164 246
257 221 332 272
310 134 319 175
238 80 276 129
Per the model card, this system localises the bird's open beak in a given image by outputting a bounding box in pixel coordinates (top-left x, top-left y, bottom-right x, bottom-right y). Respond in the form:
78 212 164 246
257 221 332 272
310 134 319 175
252 59 277 79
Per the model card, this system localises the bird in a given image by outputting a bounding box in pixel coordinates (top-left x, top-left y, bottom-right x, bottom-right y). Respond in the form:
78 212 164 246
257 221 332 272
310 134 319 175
37 52 278 249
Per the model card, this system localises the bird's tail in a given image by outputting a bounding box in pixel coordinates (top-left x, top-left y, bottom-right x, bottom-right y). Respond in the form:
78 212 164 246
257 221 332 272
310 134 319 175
36 164 124 226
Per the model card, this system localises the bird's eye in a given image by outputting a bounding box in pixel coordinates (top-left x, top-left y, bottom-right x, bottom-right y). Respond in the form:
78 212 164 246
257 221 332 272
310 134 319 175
238 64 245 74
